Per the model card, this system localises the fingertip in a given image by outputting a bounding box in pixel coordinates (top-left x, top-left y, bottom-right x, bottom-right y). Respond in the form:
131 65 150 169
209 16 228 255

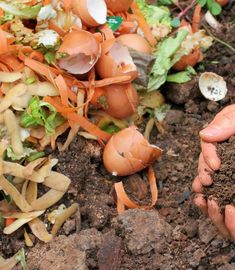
194 194 208 215
192 176 203 193
225 205 235 241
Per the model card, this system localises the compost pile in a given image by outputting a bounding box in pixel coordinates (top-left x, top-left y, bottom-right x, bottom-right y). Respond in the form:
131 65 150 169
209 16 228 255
0 0 233 269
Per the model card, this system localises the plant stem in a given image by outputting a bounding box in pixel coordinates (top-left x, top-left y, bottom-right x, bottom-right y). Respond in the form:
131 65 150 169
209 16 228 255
177 0 197 18
203 23 235 53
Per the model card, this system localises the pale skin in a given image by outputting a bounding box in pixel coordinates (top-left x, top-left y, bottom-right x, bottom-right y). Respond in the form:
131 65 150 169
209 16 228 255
192 104 235 241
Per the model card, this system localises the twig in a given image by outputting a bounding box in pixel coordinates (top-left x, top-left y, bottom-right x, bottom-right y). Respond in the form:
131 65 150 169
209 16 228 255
202 23 235 53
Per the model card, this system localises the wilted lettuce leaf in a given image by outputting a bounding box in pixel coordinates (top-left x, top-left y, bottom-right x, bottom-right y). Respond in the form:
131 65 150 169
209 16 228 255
136 0 172 39
166 66 197 83
6 146 36 161
0 2 42 19
20 96 64 134
148 29 189 91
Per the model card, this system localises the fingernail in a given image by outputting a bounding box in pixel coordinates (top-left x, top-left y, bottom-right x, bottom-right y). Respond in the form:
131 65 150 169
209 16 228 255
208 158 220 171
200 126 219 138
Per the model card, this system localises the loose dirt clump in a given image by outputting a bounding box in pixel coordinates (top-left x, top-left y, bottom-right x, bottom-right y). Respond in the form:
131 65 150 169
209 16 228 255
205 137 235 209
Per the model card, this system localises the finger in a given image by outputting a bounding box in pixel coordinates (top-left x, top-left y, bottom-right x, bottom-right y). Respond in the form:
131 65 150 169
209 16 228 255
194 193 207 215
201 140 221 171
225 205 235 241
198 153 213 186
207 199 230 239
192 176 203 193
200 110 235 142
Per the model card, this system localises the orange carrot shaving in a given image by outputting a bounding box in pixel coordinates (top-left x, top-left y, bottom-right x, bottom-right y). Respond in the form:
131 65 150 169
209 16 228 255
68 89 77 103
0 54 24 71
0 62 9 72
43 96 76 114
48 20 65 36
192 4 201 33
27 0 37 5
65 113 111 141
0 28 8 55
0 8 4 17
85 68 95 117
130 2 156 47
30 51 44 62
5 218 16 227
43 0 51 5
18 46 33 61
118 21 137 35
55 75 69 106
25 57 59 84
114 166 158 214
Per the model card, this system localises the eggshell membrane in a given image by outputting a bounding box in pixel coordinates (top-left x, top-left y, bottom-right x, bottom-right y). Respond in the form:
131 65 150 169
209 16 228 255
104 83 139 119
103 126 162 176
105 0 133 12
72 0 107 27
95 39 138 80
57 30 101 74
116 34 152 54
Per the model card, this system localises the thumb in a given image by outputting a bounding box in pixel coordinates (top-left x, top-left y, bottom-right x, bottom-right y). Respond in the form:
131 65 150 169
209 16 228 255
200 110 235 142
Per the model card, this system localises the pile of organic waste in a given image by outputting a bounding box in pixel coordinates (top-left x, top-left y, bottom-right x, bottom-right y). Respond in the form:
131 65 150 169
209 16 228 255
0 0 232 268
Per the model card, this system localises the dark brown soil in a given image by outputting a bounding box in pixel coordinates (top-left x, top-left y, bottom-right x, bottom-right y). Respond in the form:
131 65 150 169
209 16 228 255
4 7 235 270
205 137 235 209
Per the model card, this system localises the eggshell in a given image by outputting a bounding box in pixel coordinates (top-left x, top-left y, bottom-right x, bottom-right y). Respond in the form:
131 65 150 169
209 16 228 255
96 39 138 80
104 83 139 119
72 0 107 27
103 126 162 176
57 29 101 74
116 34 152 54
105 0 133 12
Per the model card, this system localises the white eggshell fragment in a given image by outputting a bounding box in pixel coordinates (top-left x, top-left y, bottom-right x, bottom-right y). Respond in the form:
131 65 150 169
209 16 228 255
199 72 227 101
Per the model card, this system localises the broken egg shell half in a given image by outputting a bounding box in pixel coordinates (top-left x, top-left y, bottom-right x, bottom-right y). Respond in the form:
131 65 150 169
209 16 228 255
116 34 152 55
57 29 101 75
103 83 139 119
105 0 133 13
72 0 107 27
199 72 228 102
95 39 138 80
103 126 162 176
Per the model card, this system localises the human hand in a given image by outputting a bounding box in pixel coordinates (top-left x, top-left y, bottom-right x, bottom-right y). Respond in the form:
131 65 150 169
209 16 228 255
192 104 235 241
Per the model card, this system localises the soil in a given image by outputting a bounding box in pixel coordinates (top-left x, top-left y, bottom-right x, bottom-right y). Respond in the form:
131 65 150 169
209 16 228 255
205 137 235 209
1 7 235 270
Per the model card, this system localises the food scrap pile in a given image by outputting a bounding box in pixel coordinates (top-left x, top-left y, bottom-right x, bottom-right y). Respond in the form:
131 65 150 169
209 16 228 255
0 0 224 267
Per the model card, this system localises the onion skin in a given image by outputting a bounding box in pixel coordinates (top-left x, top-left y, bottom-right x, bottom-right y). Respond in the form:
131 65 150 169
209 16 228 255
173 48 202 71
57 29 101 74
103 83 139 119
116 34 152 55
72 0 107 27
103 126 162 176
95 39 138 80
105 0 133 12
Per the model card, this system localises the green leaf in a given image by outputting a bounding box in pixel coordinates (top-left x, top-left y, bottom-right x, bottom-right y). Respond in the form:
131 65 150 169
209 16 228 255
0 2 42 19
171 17 181 28
25 76 36 85
27 151 45 162
20 96 64 135
197 0 207 7
102 124 120 135
147 29 189 91
15 248 27 270
106 16 123 31
6 146 36 161
44 51 56 64
157 0 173 5
166 66 196 83
209 1 222 15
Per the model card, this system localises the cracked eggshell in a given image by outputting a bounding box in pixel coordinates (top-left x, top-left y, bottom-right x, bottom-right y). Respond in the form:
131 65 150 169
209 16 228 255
103 126 162 176
199 72 227 101
95 39 138 80
116 34 152 55
57 29 101 75
72 0 107 27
